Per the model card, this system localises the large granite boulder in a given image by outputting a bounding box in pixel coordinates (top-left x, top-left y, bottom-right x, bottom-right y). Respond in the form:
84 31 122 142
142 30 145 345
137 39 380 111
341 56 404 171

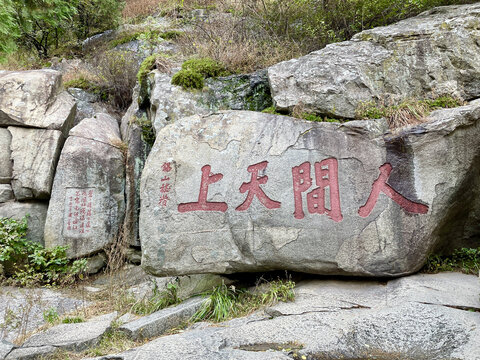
140 104 480 277
0 128 12 184
0 202 48 245
44 114 126 258
9 127 64 200
0 70 76 134
268 3 480 118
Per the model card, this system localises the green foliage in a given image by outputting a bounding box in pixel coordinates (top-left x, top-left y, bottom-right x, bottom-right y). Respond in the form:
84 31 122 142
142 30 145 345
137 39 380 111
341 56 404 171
43 307 60 324
171 68 205 90
262 106 282 115
246 0 478 54
135 114 156 148
0 216 87 286
300 113 339 123
137 54 158 85
191 279 295 323
160 30 182 40
131 281 180 315
181 57 227 78
424 248 480 274
108 32 141 49
0 0 124 60
61 316 84 323
74 0 125 39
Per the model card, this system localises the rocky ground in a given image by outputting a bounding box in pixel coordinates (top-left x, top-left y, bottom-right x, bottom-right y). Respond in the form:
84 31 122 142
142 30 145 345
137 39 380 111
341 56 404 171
0 271 478 360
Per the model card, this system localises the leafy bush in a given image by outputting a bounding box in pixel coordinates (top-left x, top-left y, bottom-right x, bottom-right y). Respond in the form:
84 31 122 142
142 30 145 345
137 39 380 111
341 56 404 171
171 68 204 90
0 0 124 60
424 248 480 274
74 0 125 39
0 216 87 286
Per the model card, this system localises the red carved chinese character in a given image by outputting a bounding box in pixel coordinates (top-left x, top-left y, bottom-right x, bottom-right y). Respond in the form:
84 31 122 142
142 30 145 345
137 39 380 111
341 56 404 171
178 165 228 212
292 162 312 219
158 194 169 207
162 162 172 172
358 163 429 217
236 161 281 211
160 183 172 193
88 190 93 197
161 176 170 182
306 158 343 222
292 159 343 222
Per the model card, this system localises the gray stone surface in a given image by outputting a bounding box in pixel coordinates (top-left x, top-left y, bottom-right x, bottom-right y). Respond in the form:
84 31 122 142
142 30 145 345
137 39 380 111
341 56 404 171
0 129 12 184
0 203 48 245
91 273 480 360
0 185 13 203
0 340 15 360
5 345 56 360
20 312 116 352
140 105 479 277
9 127 64 200
119 297 205 340
149 70 272 134
44 114 125 258
0 286 88 343
85 253 107 275
67 88 108 127
269 3 480 118
0 70 76 134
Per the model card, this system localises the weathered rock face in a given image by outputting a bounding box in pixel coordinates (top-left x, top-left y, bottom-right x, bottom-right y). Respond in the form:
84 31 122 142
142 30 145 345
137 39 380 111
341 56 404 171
268 3 480 118
121 86 150 247
0 202 48 245
0 70 76 134
148 70 272 134
0 184 13 203
0 128 12 184
9 127 64 200
44 114 125 258
140 105 480 277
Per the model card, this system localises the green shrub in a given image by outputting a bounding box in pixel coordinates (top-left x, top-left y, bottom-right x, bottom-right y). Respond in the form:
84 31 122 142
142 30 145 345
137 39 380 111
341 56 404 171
262 106 281 115
0 216 87 286
171 68 204 90
424 248 480 274
191 279 295 323
137 54 158 85
43 307 60 324
181 57 227 78
62 317 84 324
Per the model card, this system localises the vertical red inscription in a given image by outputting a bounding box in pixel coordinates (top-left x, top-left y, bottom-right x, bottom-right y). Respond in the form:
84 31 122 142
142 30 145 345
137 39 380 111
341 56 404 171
358 163 429 217
292 158 343 222
158 162 173 207
236 161 281 211
178 165 228 212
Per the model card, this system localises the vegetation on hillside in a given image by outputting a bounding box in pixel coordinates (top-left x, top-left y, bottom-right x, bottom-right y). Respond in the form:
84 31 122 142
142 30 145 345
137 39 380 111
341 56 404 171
0 0 123 60
0 216 87 286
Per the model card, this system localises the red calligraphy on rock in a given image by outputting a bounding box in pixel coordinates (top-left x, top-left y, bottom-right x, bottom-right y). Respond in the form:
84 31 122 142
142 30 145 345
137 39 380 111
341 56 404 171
236 161 281 211
292 158 343 222
160 183 172 193
162 162 172 172
178 165 228 212
358 163 429 217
